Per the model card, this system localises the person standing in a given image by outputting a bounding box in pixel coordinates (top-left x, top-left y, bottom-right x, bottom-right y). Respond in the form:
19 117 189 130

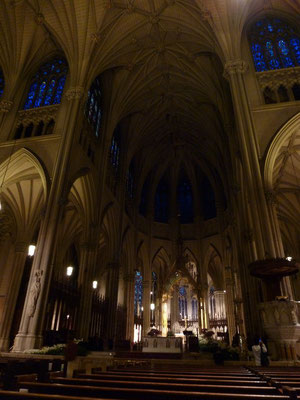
252 336 268 366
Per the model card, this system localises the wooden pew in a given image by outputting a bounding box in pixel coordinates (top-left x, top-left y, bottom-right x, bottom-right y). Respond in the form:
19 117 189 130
0 390 119 400
16 381 290 400
51 376 280 395
100 370 259 380
77 372 268 386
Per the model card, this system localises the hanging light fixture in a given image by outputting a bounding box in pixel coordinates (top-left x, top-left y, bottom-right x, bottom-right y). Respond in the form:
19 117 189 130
92 280 98 289
66 266 74 276
28 244 36 257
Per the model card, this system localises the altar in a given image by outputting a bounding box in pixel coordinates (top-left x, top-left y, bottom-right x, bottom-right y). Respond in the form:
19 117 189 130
142 336 183 353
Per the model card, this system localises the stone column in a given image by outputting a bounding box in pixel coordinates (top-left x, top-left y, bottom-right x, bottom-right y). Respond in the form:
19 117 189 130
0 241 28 351
265 191 293 299
224 60 279 260
224 266 236 344
142 280 150 337
105 262 120 346
161 295 168 337
124 273 135 342
13 87 85 352
171 285 179 332
126 271 135 343
0 100 13 131
76 243 98 340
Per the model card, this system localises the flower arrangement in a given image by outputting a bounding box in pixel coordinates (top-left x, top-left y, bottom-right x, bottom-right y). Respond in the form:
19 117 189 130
23 339 89 356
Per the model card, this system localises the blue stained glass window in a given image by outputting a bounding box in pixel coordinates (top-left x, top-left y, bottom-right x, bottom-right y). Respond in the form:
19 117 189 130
249 18 300 71
110 125 121 175
24 81 38 109
44 79 56 106
134 271 143 317
24 59 68 109
177 175 194 224
53 75 66 104
0 68 4 98
34 81 47 107
86 77 102 137
154 178 170 223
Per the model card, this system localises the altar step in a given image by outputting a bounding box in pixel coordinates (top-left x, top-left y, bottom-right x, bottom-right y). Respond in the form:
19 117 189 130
114 351 183 359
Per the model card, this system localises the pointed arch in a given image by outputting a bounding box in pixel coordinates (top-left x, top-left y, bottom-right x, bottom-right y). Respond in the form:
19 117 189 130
0 148 48 235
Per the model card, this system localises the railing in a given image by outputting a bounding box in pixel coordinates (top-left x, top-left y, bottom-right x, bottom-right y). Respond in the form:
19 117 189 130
14 105 59 139
256 66 300 104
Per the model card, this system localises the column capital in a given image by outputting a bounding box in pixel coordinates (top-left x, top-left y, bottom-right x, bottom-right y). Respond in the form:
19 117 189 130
65 87 84 101
0 100 13 113
223 60 249 79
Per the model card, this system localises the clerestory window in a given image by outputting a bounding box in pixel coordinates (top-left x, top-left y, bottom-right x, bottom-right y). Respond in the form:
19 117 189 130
249 17 300 72
0 68 4 98
86 77 102 137
24 59 68 109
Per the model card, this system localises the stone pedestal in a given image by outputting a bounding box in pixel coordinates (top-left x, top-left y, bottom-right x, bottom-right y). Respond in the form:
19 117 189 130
259 300 300 360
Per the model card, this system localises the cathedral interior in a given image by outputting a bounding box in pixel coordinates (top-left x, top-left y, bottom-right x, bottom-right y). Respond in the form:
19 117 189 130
0 0 299 360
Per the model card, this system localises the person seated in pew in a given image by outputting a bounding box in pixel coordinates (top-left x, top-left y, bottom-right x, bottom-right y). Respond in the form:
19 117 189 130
252 336 268 366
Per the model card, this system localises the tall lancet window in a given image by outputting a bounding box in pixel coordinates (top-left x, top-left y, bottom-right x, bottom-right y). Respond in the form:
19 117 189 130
0 68 4 97
134 271 143 317
177 176 194 223
86 77 102 137
24 59 68 109
249 18 300 72
178 286 187 319
154 178 170 223
110 125 121 175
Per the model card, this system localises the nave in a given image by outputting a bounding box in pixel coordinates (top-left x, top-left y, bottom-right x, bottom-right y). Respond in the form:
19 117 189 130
1 358 300 400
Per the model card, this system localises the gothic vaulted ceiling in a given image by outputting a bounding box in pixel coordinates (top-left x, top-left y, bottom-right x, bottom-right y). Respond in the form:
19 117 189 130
1 0 299 192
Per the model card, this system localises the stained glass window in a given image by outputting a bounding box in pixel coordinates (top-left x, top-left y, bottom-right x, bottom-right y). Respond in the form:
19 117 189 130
110 125 121 174
202 177 216 220
154 178 170 223
127 162 134 199
24 59 68 109
178 286 187 319
0 68 4 98
249 18 300 72
192 298 198 320
177 176 194 224
134 271 143 317
86 77 102 137
151 271 157 299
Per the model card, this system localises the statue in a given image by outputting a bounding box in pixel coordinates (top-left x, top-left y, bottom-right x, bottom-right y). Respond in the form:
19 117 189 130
27 270 43 317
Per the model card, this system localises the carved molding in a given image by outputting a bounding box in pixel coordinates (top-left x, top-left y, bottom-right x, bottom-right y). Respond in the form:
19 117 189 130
256 66 300 90
0 100 13 113
17 105 59 125
65 87 84 101
224 60 249 79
